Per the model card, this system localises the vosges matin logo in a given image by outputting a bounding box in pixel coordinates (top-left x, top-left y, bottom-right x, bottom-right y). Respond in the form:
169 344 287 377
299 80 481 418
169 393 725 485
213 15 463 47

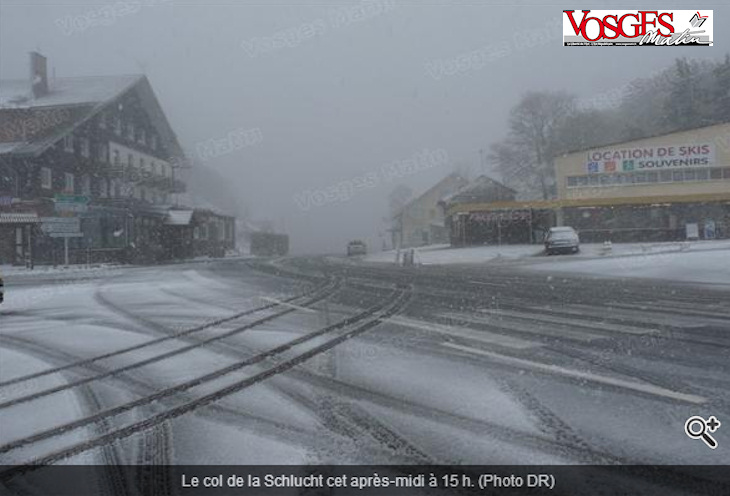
563 10 713 46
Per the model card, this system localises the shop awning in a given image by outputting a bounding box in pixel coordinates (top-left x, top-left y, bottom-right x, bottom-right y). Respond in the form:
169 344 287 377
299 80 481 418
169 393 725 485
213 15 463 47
447 192 730 216
165 210 194 226
0 212 41 224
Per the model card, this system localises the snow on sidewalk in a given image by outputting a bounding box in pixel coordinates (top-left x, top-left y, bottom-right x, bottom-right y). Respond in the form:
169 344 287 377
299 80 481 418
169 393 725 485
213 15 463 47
531 248 730 286
364 243 542 264
0 263 124 280
364 239 730 266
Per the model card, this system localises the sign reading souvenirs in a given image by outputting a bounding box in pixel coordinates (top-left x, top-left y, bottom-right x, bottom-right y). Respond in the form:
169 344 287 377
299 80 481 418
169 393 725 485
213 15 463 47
584 143 715 174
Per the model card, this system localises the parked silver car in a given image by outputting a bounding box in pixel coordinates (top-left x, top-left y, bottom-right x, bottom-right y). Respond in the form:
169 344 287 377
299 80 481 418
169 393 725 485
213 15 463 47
544 226 580 255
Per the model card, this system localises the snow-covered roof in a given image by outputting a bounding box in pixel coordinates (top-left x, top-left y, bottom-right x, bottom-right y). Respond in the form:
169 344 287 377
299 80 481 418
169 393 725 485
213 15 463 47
0 75 142 109
0 142 23 154
237 218 265 233
165 210 194 225
187 196 227 216
0 74 185 159
441 175 516 205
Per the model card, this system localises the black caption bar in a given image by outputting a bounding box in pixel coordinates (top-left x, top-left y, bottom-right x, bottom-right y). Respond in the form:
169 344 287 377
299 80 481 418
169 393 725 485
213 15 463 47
1 465 729 495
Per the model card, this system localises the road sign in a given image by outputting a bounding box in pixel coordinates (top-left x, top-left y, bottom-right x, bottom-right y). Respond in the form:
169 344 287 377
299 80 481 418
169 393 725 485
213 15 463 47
40 217 81 235
53 194 89 214
54 202 88 214
41 217 83 266
41 217 83 267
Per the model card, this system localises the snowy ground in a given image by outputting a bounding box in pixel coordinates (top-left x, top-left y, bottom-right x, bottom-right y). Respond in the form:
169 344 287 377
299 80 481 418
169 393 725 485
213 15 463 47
0 257 727 492
365 239 730 265
363 240 730 286
364 243 539 264
530 248 730 286
0 261 558 469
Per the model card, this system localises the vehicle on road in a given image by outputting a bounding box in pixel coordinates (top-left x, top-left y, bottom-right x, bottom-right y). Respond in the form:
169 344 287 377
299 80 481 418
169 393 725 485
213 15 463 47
347 240 367 256
0 270 3 304
544 226 580 255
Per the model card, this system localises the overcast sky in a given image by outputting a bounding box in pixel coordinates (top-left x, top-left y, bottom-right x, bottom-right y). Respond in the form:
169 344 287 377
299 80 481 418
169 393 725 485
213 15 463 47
1 1 726 253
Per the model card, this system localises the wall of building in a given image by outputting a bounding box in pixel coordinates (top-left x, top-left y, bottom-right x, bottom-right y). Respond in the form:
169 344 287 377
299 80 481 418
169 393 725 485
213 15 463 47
398 175 468 248
192 212 236 257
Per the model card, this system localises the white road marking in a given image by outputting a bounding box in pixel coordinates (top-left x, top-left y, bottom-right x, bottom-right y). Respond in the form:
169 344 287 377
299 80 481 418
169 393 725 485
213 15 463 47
442 342 707 405
258 297 317 313
478 308 657 336
539 303 711 328
601 302 730 324
386 315 540 350
441 312 604 342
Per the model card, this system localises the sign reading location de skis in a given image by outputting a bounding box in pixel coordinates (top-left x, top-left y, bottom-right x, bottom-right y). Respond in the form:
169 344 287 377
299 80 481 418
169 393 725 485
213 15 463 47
563 10 713 46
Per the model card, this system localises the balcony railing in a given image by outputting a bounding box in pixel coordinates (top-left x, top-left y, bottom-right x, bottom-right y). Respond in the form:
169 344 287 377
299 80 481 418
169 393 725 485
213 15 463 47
101 164 186 193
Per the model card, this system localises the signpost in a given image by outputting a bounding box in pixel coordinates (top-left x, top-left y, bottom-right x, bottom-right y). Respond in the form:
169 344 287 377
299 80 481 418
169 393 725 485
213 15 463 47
41 217 83 266
54 194 89 214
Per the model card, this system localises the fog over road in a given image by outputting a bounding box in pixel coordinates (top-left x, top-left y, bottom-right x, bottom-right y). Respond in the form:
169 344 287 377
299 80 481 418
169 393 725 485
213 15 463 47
0 257 728 492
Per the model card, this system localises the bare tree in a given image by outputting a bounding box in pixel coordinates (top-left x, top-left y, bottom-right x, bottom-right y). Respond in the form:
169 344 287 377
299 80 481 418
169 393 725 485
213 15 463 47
490 91 575 200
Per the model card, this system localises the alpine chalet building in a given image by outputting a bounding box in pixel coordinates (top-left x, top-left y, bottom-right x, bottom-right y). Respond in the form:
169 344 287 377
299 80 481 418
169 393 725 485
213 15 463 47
0 52 234 265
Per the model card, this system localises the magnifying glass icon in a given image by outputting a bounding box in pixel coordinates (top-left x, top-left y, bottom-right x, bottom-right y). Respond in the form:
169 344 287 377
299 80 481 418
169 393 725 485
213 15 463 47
685 416 720 449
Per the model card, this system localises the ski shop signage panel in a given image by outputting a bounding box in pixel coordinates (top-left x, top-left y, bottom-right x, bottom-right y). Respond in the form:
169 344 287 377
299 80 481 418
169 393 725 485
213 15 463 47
584 143 715 174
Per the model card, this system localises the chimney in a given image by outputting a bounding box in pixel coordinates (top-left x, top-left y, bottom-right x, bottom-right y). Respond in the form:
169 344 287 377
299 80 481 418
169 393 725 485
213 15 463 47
29 51 48 99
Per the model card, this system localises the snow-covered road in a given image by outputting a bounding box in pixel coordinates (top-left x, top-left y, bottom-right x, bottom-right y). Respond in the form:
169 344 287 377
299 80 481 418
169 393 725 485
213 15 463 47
1 258 728 493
